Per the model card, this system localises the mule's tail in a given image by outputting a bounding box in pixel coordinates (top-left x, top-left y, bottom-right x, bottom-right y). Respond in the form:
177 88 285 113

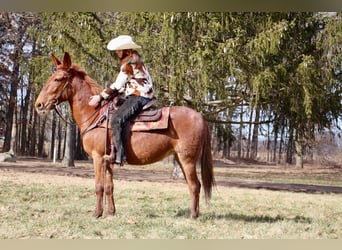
201 121 215 203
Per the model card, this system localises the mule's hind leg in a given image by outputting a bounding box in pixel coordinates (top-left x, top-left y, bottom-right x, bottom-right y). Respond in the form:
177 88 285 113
175 155 201 218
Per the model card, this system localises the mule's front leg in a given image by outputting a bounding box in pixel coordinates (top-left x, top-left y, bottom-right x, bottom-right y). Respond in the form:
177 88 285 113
105 163 115 216
93 156 104 218
94 183 104 218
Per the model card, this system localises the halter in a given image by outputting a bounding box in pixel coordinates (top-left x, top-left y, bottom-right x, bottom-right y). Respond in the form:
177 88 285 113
45 77 70 112
49 78 74 124
48 75 105 128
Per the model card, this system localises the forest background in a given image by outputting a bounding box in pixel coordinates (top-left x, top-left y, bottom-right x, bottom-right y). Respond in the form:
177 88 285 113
1 12 342 168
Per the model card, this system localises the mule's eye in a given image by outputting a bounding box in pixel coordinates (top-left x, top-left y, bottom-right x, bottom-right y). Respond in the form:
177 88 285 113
54 78 62 83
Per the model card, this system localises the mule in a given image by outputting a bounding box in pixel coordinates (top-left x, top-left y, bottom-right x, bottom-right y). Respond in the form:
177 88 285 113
35 52 215 218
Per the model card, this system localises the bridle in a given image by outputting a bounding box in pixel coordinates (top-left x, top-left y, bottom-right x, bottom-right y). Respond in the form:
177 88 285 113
46 75 104 127
45 75 70 109
45 77 75 124
48 77 75 124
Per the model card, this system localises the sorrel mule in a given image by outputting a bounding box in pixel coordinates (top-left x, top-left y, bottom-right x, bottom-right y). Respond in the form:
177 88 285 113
35 52 215 218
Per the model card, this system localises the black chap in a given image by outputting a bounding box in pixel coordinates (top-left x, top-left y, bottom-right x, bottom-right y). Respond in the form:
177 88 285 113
110 95 149 163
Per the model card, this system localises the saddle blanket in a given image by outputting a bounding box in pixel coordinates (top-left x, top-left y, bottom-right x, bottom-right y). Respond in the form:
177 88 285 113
131 107 170 131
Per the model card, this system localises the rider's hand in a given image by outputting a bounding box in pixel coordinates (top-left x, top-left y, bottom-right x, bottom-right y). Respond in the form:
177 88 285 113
88 95 102 106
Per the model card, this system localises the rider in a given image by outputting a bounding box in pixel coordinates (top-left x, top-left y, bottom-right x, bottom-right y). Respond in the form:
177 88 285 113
88 35 154 165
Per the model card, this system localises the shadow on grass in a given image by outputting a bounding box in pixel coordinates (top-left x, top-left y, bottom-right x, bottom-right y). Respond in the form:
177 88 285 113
174 209 312 224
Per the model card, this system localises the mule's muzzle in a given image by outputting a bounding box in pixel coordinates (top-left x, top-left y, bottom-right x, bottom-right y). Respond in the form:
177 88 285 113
35 99 56 114
35 101 47 114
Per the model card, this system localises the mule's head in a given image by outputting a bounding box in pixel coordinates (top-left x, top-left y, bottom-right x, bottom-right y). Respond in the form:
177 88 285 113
35 52 73 114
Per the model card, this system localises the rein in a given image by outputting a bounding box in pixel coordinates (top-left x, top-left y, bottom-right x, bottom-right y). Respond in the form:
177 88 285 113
49 78 105 129
54 106 75 125
54 103 102 127
51 77 111 211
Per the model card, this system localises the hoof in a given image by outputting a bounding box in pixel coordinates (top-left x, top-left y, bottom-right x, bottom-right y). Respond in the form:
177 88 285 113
93 211 103 218
190 213 199 219
107 207 116 216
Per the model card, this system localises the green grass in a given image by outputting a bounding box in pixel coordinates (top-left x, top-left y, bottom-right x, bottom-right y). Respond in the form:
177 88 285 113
0 171 341 239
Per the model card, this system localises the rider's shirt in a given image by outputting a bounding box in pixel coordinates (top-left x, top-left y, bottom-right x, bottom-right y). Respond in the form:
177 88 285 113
110 62 154 99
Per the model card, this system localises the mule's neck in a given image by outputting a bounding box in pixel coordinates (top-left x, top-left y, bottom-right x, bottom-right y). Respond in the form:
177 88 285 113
67 78 101 134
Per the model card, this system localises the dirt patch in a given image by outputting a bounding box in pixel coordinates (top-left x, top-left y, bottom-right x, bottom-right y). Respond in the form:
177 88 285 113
0 157 341 194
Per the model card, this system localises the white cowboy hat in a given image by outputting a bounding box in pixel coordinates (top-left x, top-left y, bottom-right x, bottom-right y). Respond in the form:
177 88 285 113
107 35 141 51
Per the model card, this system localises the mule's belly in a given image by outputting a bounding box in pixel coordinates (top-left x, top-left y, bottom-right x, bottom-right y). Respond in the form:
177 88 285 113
125 131 175 165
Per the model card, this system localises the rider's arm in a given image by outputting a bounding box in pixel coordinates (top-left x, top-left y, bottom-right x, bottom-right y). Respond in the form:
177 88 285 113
100 70 131 100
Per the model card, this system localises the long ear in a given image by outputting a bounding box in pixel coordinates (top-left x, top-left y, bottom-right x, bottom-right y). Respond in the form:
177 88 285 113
51 53 61 67
62 52 72 68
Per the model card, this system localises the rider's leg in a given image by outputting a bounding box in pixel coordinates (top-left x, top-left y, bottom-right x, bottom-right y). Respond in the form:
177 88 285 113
110 95 150 165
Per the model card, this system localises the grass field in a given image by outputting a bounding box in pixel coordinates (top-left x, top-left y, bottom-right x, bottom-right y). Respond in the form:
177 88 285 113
0 166 341 239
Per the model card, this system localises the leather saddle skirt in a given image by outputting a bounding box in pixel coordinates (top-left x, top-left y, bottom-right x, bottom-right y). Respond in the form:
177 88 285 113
131 107 170 132
82 98 170 136
134 108 162 122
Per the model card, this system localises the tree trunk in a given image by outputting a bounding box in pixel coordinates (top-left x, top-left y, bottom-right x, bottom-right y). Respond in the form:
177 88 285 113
37 115 47 157
10 111 17 153
237 104 243 158
295 134 304 169
273 127 278 163
57 118 62 160
223 139 229 159
286 126 294 164
28 102 37 156
272 119 279 162
278 125 285 164
3 67 18 152
49 112 56 160
266 123 271 162
246 108 253 159
62 122 76 167
20 83 31 155
251 107 260 160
